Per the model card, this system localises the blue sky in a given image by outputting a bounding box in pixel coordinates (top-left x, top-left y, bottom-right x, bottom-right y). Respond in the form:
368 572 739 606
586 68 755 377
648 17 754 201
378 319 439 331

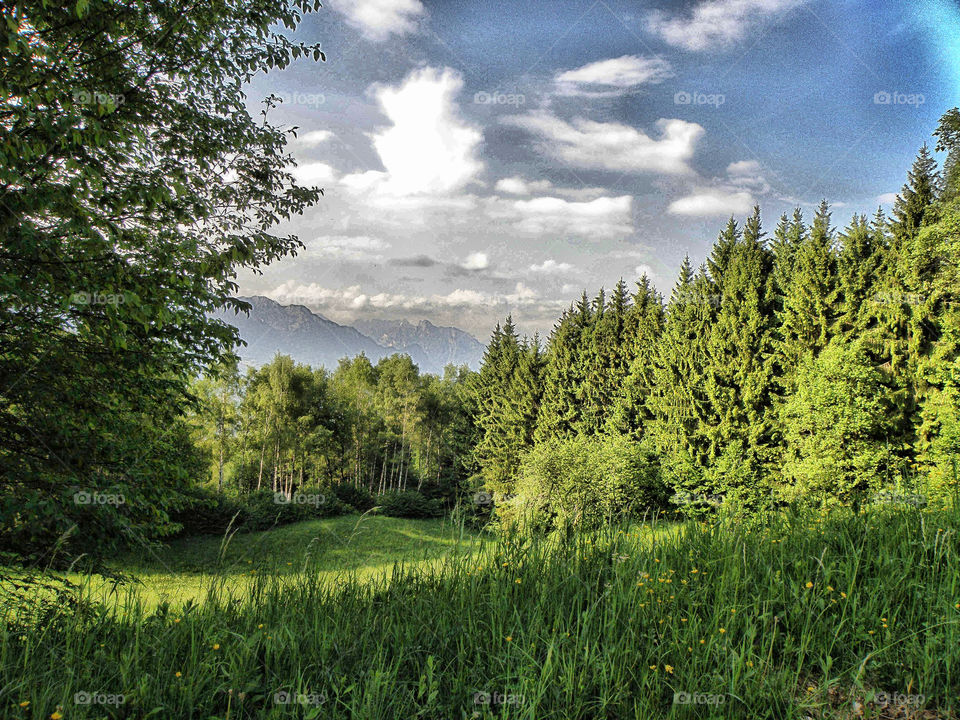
238 0 960 338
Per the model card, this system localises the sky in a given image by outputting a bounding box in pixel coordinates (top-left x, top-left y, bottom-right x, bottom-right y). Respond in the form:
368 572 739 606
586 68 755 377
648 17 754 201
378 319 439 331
237 0 960 340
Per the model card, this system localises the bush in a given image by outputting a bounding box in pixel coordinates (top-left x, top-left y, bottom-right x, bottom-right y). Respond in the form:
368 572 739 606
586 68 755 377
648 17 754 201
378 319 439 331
376 491 445 519
170 486 348 536
331 483 376 512
509 435 665 530
781 339 896 505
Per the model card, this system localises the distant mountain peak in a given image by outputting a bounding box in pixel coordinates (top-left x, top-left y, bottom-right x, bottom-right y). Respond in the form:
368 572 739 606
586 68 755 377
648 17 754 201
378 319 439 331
217 297 485 373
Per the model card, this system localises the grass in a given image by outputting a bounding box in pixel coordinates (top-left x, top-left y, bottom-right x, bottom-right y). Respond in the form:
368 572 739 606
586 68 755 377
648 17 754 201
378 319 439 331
2 505 960 719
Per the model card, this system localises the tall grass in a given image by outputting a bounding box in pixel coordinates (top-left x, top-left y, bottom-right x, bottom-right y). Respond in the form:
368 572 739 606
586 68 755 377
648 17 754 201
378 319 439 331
2 503 959 719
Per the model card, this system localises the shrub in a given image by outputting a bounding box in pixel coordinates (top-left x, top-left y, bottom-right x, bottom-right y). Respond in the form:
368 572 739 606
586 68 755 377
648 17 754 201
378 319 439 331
511 434 665 529
170 486 348 536
331 483 376 512
781 339 896 505
376 491 445 519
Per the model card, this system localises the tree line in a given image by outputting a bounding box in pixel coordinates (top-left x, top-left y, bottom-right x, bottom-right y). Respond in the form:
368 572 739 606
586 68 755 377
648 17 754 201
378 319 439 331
473 110 960 521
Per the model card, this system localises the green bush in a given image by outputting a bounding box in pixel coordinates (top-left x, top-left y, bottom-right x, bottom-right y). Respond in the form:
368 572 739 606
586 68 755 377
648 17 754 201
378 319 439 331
331 483 376 512
781 339 897 505
376 491 445 519
170 487 348 536
509 434 665 529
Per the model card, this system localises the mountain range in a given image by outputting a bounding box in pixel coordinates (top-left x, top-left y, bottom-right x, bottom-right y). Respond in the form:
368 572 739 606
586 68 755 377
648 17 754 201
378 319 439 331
216 296 486 374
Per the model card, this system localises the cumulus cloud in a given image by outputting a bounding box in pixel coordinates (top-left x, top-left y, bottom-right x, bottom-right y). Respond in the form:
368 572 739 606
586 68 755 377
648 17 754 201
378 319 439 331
530 259 575 275
647 0 805 52
668 189 755 216
494 177 553 195
492 195 634 239
267 280 541 314
504 112 704 175
876 192 899 205
296 130 334 147
291 162 338 185
342 67 483 203
555 55 673 96
461 252 490 271
329 0 425 41
668 158 771 216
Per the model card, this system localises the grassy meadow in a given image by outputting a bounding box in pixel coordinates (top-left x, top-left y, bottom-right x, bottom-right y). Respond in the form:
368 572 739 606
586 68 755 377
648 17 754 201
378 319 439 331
3 504 960 719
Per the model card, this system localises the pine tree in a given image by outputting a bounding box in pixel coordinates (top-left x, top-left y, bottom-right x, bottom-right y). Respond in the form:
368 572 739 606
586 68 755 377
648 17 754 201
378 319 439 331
703 206 777 497
774 200 839 393
835 212 884 338
609 275 665 438
646 259 714 492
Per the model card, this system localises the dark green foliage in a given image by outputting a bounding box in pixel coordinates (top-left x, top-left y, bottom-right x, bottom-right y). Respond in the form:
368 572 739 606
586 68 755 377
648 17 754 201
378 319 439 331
376 491 445 519
331 483 376 513
0 0 325 564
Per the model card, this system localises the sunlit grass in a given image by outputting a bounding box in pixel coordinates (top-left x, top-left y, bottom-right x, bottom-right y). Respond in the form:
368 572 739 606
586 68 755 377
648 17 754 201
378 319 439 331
3 505 959 718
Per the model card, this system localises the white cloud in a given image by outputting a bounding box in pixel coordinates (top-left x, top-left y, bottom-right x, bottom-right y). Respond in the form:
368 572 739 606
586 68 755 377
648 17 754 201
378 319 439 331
505 112 704 175
648 0 805 52
555 55 673 96
343 67 483 201
492 195 634 239
667 158 771 216
297 130 334 147
494 176 554 195
267 280 541 314
291 162 338 185
330 0 425 41
726 160 762 177
530 259 575 274
876 192 899 205
635 264 654 278
668 189 755 216
461 252 489 270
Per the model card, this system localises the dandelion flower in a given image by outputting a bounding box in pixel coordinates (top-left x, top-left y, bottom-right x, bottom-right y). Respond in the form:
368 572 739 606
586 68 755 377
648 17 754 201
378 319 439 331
505 636 512 642
805 581 813 588
51 713 63 720
175 672 182 678
718 628 726 634
515 578 522 584
213 643 220 650
19 702 29 708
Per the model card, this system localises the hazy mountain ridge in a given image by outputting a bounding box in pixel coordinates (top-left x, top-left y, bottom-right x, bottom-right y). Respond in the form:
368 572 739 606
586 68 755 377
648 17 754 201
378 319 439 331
353 318 486 372
218 296 484 373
